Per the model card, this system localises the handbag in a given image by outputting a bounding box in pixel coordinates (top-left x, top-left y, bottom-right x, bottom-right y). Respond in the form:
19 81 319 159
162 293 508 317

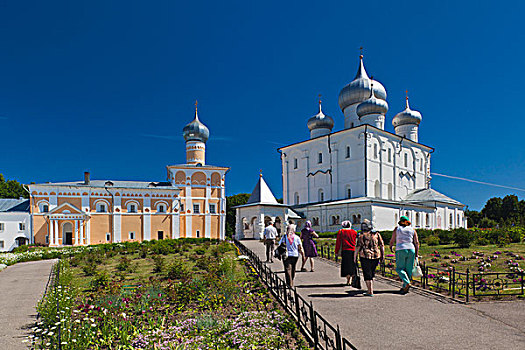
351 263 362 289
274 241 288 261
412 258 423 278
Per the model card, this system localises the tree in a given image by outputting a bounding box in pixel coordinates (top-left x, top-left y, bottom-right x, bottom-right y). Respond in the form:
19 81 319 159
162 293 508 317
225 193 250 238
481 197 503 221
0 174 29 199
465 209 482 227
501 195 520 223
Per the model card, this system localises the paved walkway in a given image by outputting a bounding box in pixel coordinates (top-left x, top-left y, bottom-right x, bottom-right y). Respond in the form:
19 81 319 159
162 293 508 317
243 240 525 350
0 259 56 350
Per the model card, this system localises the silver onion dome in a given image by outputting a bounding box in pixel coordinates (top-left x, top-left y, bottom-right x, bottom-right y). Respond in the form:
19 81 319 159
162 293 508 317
338 55 387 112
307 100 334 131
183 103 210 143
392 96 422 127
356 87 388 118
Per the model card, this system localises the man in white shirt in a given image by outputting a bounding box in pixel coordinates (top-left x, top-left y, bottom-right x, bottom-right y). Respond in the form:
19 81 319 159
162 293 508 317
263 221 278 263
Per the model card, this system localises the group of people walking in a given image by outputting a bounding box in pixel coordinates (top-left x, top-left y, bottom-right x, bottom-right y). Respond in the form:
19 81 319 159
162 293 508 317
263 215 419 295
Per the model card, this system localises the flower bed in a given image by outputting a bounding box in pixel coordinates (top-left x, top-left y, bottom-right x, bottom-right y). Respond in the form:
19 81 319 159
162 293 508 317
30 239 310 349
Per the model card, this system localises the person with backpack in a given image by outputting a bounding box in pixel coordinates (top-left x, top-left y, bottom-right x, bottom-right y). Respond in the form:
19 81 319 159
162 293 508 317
389 215 420 294
278 220 304 287
354 219 384 296
335 221 359 286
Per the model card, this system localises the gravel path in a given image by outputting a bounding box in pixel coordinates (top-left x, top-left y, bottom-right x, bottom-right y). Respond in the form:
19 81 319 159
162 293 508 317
243 240 525 350
0 259 56 350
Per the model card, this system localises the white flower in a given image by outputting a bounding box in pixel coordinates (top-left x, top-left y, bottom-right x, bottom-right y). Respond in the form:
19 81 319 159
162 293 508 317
91 323 96 327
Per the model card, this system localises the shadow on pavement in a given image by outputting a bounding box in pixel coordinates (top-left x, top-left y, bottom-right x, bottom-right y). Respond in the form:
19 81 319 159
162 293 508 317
297 283 348 289
308 290 365 298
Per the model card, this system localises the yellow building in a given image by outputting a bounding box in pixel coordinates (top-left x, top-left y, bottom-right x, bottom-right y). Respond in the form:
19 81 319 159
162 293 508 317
29 104 229 246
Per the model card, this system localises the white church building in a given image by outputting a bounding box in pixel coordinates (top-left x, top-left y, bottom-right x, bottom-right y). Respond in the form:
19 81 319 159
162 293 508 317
236 54 466 238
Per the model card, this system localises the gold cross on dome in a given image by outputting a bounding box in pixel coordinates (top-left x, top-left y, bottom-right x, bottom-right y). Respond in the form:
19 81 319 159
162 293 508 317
259 169 263 177
318 94 322 104
195 100 198 111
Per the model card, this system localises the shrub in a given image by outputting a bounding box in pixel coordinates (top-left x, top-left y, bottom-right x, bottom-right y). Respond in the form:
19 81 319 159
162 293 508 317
91 270 110 290
152 255 164 273
474 236 490 246
167 259 190 280
139 246 148 259
117 256 131 272
425 235 440 246
82 260 97 276
453 228 475 248
379 231 392 245
436 229 454 245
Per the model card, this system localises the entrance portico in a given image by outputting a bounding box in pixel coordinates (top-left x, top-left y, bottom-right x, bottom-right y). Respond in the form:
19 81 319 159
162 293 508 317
46 203 89 246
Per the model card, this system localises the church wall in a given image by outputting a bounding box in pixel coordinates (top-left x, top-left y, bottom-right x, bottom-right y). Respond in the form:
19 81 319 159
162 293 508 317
33 216 47 245
121 215 143 242
151 215 172 239
58 197 82 209
179 216 186 238
191 188 206 197
90 215 112 244
191 215 205 238
211 216 220 239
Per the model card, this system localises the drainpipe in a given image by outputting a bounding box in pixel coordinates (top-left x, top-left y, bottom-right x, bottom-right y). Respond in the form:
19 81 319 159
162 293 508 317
104 184 114 242
22 184 34 245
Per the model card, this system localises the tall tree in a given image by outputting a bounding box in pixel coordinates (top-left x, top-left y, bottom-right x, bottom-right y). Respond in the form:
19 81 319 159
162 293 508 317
481 197 503 221
0 174 29 199
501 195 520 222
225 193 250 237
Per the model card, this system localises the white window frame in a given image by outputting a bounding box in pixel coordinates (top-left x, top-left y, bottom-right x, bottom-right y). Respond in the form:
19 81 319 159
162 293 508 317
129 232 135 240
193 204 200 214
96 202 107 213
158 204 165 213
196 230 200 238
209 203 216 214
19 223 26 231
106 233 111 242
0 223 4 231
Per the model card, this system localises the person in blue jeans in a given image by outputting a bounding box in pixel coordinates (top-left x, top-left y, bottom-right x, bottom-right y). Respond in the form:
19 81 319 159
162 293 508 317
389 215 419 294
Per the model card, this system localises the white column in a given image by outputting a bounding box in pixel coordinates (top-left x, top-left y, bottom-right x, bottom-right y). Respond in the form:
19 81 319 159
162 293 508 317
74 220 79 245
54 220 59 246
49 219 54 246
205 184 211 238
86 220 91 245
172 198 180 239
80 221 84 245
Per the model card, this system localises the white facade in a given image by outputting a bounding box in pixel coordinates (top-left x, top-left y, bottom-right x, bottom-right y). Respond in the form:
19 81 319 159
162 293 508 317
0 199 31 252
234 175 300 240
273 54 466 232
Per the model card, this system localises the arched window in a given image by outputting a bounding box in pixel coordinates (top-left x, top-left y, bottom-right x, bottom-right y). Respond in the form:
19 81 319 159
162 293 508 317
387 183 393 200
426 213 430 227
127 201 139 213
374 180 380 198
416 213 420 227
346 146 351 159
38 201 50 213
318 152 323 164
312 217 319 226
457 214 461 225
318 189 324 202
404 153 408 167
294 158 298 169
156 202 168 213
420 159 423 171
388 148 392 163
357 214 361 224
346 187 352 199
95 200 109 213
449 213 453 227
374 144 378 159
352 215 357 224
294 193 299 205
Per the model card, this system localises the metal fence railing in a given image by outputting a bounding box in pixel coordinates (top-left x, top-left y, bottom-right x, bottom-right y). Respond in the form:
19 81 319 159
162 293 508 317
235 240 358 350
318 244 525 302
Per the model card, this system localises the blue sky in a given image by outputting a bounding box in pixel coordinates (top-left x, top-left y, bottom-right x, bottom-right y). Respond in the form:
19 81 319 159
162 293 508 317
1 0 524 210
